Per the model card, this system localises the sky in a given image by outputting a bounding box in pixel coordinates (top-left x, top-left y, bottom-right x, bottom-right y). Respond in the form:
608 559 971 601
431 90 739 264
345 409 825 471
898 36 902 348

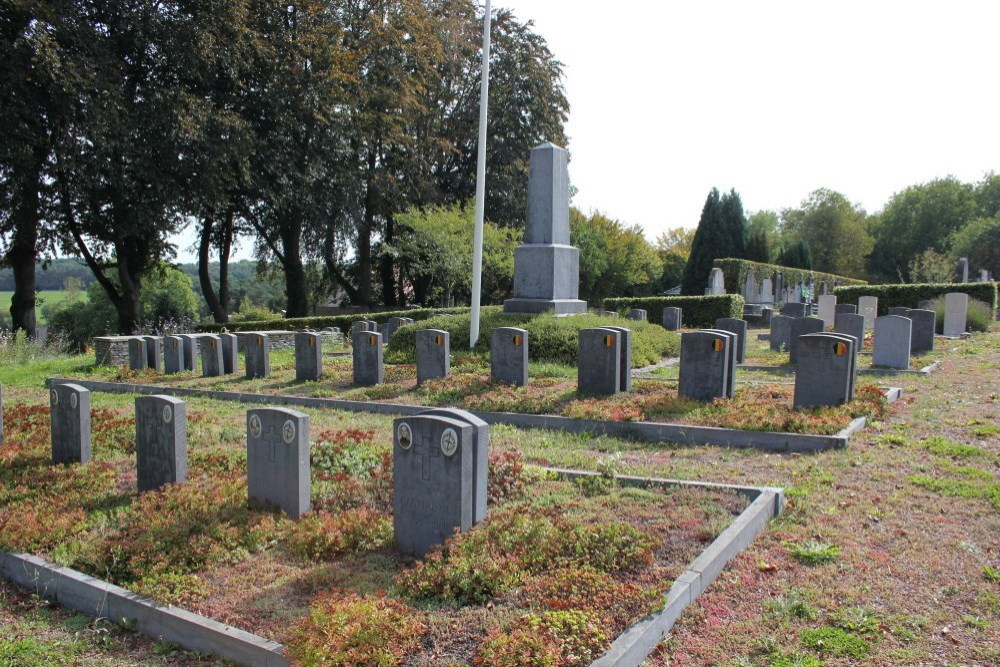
173 0 1000 261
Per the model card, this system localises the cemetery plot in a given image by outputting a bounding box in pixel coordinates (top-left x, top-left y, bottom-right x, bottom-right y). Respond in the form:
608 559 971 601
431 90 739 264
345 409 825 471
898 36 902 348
740 331 942 372
0 391 748 666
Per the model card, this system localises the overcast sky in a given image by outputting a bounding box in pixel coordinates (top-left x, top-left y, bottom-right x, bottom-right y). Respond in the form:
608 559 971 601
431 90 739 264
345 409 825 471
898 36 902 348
173 0 1000 261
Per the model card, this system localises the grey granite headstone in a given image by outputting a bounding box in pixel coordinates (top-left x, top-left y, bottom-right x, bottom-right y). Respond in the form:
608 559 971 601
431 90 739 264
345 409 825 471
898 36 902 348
163 336 185 374
834 313 866 355
201 335 225 377
958 257 969 283
788 317 825 364
393 413 474 557
247 407 310 518
245 333 271 379
714 318 748 363
627 309 647 322
701 329 737 398
769 315 793 352
817 295 837 328
365 320 379 332
760 306 774 327
294 332 323 382
180 334 199 371
128 338 148 371
782 302 807 318
351 321 370 335
873 315 911 369
416 330 450 385
835 304 857 315
707 267 726 295
943 292 968 337
678 330 731 401
602 326 633 392
774 273 784 302
490 327 529 387
887 307 910 317
743 268 758 302
858 296 878 330
917 299 934 311
662 307 682 330
135 395 187 493
760 278 774 303
143 336 162 372
577 328 621 396
794 334 856 408
220 334 238 374
382 317 405 344
352 331 384 386
418 408 489 524
904 308 935 354
50 383 91 464
827 332 858 400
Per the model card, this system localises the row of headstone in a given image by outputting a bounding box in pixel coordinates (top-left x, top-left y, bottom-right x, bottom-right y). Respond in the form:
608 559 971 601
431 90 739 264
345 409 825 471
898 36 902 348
578 327 632 396
678 330 736 401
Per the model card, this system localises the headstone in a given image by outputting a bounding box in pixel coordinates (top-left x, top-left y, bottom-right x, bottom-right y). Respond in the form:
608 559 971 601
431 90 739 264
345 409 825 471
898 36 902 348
504 143 587 314
819 281 830 296
794 333 856 408
701 329 737 398
662 307 682 330
294 332 323 382
707 268 726 295
490 327 529 387
220 334 238 374
128 338 147 371
143 336 162 372
351 321 370 335
943 292 969 337
782 302 807 318
382 317 405 344
416 330 450 384
180 335 199 371
760 306 774 327
905 308 935 354
164 336 185 374
858 296 878 330
774 273 784 302
50 383 91 464
834 313 866 355
887 307 910 317
743 268 758 302
365 320 379 333
135 395 187 493
714 318 748 363
418 408 489 524
760 278 774 303
245 333 271 379
917 299 934 311
602 326 633 392
817 295 837 328
789 317 825 364
678 331 731 401
577 328 621 396
393 412 475 557
627 308 647 322
873 315 912 369
201 335 225 377
835 304 858 315
246 407 310 518
980 268 991 282
352 331 384 386
958 257 969 283
769 315 793 352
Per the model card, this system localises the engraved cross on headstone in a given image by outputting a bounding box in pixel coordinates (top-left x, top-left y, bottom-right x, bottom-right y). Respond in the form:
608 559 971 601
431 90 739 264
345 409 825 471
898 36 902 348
411 430 441 481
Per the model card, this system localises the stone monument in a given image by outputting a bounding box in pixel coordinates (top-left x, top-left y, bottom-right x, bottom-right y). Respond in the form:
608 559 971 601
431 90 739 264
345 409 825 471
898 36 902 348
602 326 633 393
416 330 450 384
490 327 529 386
164 336 185 374
50 383 91 464
858 296 878 330
135 395 187 492
662 307 682 330
128 338 147 371
714 318 748 363
872 315 911 369
905 308 935 353
794 333 856 408
220 334 238 374
943 292 968 336
353 331 384 386
835 304 857 315
245 333 271 379
788 317 825 364
577 328 621 396
418 408 489 523
834 313 866 353
201 335 224 377
247 407 310 518
294 332 323 382
817 295 837 328
627 309 647 322
678 331 732 401
143 336 162 372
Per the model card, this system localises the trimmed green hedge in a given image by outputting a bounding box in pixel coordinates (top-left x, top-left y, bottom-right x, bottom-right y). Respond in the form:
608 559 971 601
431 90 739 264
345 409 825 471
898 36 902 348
833 282 998 316
713 258 866 296
386 306 679 366
603 295 745 329
198 307 470 334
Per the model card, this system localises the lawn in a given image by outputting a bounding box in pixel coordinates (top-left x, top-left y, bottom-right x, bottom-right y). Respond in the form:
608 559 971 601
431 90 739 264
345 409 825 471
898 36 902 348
0 290 86 326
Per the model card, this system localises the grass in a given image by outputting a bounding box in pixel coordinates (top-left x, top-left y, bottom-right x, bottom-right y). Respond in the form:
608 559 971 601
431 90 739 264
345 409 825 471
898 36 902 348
0 290 87 326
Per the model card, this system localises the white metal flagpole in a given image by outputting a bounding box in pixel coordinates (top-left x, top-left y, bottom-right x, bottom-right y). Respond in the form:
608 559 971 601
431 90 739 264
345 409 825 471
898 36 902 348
469 0 492 349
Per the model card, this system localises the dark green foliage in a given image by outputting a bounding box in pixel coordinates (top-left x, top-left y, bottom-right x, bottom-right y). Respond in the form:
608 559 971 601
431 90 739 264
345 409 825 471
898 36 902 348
833 282 997 316
713 258 865 296
745 227 771 263
778 240 813 270
603 295 745 329
682 189 749 295
198 306 471 334
719 188 748 259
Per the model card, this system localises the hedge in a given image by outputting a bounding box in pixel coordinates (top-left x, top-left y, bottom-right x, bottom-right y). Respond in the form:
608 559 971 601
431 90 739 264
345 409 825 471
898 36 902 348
833 282 998 316
386 306 680 366
602 295 745 329
713 258 866 296
198 306 471 334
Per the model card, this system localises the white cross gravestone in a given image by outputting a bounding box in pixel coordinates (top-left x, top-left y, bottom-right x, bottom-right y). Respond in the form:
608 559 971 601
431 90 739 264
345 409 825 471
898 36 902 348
247 407 310 518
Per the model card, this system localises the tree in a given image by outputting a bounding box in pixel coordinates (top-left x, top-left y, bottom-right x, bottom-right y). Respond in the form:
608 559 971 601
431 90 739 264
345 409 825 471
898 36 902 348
681 188 748 294
746 210 780 262
907 248 956 283
719 189 748 259
975 172 1000 218
777 240 813 270
571 208 661 302
654 227 695 290
780 189 871 277
950 214 1000 279
745 227 770 263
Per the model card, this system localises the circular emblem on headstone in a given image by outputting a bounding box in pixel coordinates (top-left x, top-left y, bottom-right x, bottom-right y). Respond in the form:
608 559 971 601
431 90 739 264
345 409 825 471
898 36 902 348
249 414 262 438
162 405 173 424
397 423 413 450
51 389 59 406
282 419 296 444
70 393 78 410
440 428 458 457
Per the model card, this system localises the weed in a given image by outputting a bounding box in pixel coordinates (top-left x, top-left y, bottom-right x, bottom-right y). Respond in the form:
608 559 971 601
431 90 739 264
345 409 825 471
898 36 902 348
984 565 1000 583
787 541 840 565
922 436 989 459
799 626 871 658
765 589 819 620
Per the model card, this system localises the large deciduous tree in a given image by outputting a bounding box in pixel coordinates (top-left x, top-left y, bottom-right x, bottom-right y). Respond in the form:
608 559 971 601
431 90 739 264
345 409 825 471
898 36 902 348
780 189 871 278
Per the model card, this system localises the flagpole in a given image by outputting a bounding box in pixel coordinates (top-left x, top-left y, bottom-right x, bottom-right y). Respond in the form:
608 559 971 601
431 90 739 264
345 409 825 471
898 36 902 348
469 0 492 349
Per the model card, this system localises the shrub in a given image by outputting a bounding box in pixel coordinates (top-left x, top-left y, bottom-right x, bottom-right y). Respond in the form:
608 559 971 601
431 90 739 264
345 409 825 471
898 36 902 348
282 508 392 561
787 540 840 565
487 449 528 505
713 257 866 296
602 294 744 329
476 610 609 667
475 625 563 666
199 306 471 334
833 282 997 318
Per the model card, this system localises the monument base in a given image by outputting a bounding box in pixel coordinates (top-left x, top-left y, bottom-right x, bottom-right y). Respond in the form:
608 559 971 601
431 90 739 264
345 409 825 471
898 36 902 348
503 298 588 316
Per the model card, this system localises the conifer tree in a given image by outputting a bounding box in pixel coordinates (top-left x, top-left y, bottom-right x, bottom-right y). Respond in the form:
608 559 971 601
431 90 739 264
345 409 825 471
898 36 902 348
681 188 723 294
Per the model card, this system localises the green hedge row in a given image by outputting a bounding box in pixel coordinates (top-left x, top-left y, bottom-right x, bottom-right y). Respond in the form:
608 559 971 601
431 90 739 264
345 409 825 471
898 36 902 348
386 306 680 366
603 295 745 329
713 258 866 296
198 306 471 334
833 282 998 316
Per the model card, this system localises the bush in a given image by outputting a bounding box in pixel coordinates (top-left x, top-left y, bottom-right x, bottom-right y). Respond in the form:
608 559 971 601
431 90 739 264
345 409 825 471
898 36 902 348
926 296 995 333
713 258 866 296
833 282 997 318
603 294 744 329
198 306 470 334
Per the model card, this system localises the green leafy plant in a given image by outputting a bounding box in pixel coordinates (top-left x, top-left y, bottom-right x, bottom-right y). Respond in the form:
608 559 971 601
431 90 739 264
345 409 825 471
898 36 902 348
799 626 872 659
787 541 840 565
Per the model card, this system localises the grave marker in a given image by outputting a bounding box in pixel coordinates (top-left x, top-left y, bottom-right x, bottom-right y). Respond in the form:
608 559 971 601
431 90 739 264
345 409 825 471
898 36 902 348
135 395 187 492
835 304 857 315
943 292 968 336
794 333 856 408
714 318 748 363
294 332 323 382
0 384 4 446
917 299 934 310
419 408 489 523
352 321 370 335
707 267 726 295
662 307 682 330
905 308 935 353
872 315 911 369
50 383 91 464
627 309 647 322
678 331 731 401
602 325 633 392
788 317 825 364
247 407 310 518
220 333 238 374
577 328 621 396
164 336 185 374
769 315 793 352
834 313 866 354
858 296 878 330
416 330 450 384
817 294 837 328
490 327 529 387
352 331 384 386
245 333 271 379
180 335 199 371
760 278 774 303
887 307 910 316
143 336 162 372
201 335 225 377
782 303 807 318
128 338 148 371
701 329 738 398
743 269 758 302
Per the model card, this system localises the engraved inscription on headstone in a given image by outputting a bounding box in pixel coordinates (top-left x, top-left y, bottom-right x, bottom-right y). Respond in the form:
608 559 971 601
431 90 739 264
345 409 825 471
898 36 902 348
416 329 450 385
135 395 187 492
294 332 323 382
50 383 91 464
577 328 621 396
246 407 310 518
353 331 384 386
245 334 271 379
490 327 529 387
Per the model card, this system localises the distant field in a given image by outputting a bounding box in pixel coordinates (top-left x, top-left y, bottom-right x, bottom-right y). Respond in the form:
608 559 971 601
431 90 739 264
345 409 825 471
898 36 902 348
0 290 87 325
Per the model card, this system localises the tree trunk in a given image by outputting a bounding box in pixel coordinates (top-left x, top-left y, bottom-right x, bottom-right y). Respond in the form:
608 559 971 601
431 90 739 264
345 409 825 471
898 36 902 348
282 211 308 317
114 249 143 334
219 211 234 316
198 217 227 323
7 160 42 337
357 149 376 307
380 214 397 307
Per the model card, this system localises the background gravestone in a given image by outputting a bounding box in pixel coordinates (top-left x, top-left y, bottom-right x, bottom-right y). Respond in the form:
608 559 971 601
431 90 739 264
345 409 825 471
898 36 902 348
353 331 384 386
743 269 758 302
794 333 855 408
760 278 774 303
135 395 187 492
382 317 404 345
817 295 837 328
490 327 529 387
917 299 934 310
627 309 647 322
294 332 323 382
943 292 969 336
164 336 185 374
826 332 858 400
714 318 748 363
835 304 858 315
352 321 370 335
201 335 225 377
247 407 310 518
393 413 474 557
245 333 271 379
50 383 91 464
416 330 450 385
577 328 620 396
834 313 866 354
887 307 910 316
905 308 935 353
769 315 793 352
128 338 148 371
662 307 682 330
180 335 199 371
365 320 379 332
789 317 825 364
782 302 807 318
220 334 238 374
602 326 633 392
419 408 489 524
143 336 162 372
873 315 912 369
858 296 878 330
678 330 731 401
